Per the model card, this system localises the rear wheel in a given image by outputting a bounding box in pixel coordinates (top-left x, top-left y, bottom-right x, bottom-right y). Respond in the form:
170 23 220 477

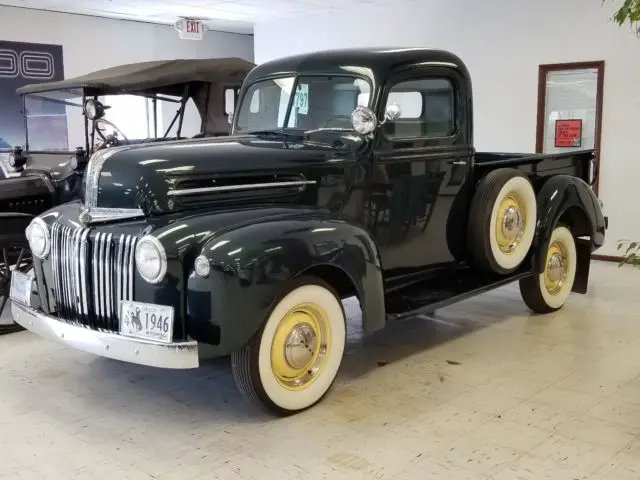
231 276 346 416
0 239 32 334
468 168 537 274
519 225 577 313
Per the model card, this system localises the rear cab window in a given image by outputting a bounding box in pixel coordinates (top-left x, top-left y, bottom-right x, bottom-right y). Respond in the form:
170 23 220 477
383 77 455 139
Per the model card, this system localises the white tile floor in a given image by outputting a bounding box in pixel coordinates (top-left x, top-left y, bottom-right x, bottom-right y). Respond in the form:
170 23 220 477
1 261 640 480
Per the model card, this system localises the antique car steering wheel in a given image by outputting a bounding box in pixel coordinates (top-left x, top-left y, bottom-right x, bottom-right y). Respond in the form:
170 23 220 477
94 118 129 148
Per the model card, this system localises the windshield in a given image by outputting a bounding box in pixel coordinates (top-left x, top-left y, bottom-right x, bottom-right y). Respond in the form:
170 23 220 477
234 75 371 134
23 90 157 152
24 90 79 151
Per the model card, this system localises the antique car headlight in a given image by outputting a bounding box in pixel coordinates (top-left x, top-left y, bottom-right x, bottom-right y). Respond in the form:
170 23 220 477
135 235 167 284
26 217 50 259
8 153 15 167
83 99 105 120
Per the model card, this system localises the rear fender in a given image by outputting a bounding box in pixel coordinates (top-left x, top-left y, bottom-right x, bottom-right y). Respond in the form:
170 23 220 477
531 175 605 288
186 214 385 353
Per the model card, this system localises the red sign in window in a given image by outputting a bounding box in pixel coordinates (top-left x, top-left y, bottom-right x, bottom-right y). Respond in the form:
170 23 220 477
554 119 583 148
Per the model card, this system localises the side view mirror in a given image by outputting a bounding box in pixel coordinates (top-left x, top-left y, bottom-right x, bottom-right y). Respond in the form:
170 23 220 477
385 103 402 122
350 103 404 135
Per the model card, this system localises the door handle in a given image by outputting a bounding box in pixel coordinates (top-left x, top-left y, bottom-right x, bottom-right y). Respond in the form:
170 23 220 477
449 161 467 166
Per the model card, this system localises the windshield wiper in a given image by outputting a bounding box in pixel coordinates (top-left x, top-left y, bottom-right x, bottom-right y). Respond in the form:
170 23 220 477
247 130 304 140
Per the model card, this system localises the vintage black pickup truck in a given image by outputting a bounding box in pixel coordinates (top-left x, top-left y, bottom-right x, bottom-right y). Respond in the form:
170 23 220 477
9 47 606 415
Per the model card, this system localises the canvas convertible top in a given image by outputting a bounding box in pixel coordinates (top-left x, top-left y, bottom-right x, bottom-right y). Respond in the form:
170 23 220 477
17 57 255 136
16 57 255 97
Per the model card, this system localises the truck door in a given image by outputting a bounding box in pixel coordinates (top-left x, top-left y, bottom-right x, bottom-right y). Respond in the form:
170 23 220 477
368 67 472 281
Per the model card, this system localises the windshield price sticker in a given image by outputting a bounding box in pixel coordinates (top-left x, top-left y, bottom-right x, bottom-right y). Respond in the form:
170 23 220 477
294 84 309 115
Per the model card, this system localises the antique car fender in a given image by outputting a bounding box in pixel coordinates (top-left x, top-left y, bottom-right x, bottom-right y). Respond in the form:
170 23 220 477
184 213 385 355
530 174 606 280
0 212 35 240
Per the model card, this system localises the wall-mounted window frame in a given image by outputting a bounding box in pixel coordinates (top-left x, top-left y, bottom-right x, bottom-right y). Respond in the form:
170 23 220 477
535 60 605 196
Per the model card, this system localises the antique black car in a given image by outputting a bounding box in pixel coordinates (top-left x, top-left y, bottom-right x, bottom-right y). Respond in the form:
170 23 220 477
0 57 253 330
10 48 605 415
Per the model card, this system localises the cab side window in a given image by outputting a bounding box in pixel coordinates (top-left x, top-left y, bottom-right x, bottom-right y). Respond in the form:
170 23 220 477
383 77 455 139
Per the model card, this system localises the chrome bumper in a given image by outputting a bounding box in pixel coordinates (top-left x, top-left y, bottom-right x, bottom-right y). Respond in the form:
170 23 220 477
11 301 199 369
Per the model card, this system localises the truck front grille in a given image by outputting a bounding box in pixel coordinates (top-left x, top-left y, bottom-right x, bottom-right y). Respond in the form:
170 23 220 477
50 222 139 331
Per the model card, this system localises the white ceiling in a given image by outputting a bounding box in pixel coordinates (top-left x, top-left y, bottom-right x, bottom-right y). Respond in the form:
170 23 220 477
0 0 390 34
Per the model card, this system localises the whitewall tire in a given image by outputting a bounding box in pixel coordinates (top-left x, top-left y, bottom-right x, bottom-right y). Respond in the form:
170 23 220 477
519 225 577 313
231 276 346 415
468 168 537 274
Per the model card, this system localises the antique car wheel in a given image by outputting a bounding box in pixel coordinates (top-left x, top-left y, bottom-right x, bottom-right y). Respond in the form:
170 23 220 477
0 240 32 334
468 168 537 274
231 276 346 416
519 225 577 313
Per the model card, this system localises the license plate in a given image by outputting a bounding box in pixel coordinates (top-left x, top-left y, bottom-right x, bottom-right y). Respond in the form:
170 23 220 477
10 270 32 307
119 300 174 343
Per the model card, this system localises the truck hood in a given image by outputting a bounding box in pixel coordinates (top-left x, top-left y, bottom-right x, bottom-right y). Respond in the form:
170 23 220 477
86 134 359 216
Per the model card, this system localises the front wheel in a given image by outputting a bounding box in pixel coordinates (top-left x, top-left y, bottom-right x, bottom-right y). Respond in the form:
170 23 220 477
519 225 577 313
231 276 346 416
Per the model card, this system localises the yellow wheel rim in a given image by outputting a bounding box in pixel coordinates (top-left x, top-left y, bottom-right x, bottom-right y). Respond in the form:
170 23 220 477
495 193 526 254
544 240 568 295
270 302 331 391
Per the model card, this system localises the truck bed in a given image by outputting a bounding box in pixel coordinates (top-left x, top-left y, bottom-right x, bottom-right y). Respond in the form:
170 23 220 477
474 149 595 187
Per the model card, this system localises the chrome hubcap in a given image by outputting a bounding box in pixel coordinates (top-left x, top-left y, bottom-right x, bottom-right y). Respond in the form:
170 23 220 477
284 323 317 369
271 303 330 390
501 206 524 245
547 252 565 283
544 241 568 295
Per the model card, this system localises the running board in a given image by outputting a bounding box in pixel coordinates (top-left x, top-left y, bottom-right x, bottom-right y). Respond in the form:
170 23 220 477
385 266 533 320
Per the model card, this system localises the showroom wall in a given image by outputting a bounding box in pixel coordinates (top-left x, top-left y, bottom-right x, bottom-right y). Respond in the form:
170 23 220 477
254 0 640 256
0 5 254 148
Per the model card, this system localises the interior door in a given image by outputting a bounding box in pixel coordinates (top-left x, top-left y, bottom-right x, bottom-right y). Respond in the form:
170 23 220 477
368 68 471 283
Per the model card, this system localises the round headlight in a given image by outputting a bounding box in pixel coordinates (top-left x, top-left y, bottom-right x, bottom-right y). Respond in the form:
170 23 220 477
135 235 167 284
84 100 97 120
26 217 50 259
83 99 105 120
350 106 378 135
8 153 16 167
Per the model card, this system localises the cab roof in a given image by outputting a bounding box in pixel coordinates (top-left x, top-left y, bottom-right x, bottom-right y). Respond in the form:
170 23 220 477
244 47 470 84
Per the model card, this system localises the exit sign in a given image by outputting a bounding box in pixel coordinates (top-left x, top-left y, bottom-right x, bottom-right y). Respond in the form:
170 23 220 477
174 18 208 41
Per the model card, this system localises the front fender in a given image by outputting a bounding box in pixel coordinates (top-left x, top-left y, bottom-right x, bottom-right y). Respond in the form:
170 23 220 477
0 212 33 241
532 174 605 273
185 214 384 355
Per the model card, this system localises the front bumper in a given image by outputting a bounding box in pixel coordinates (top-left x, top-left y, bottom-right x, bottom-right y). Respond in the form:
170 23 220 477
11 301 199 369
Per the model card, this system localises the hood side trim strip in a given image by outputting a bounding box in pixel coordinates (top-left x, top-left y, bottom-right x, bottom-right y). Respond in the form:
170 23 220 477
168 180 317 196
